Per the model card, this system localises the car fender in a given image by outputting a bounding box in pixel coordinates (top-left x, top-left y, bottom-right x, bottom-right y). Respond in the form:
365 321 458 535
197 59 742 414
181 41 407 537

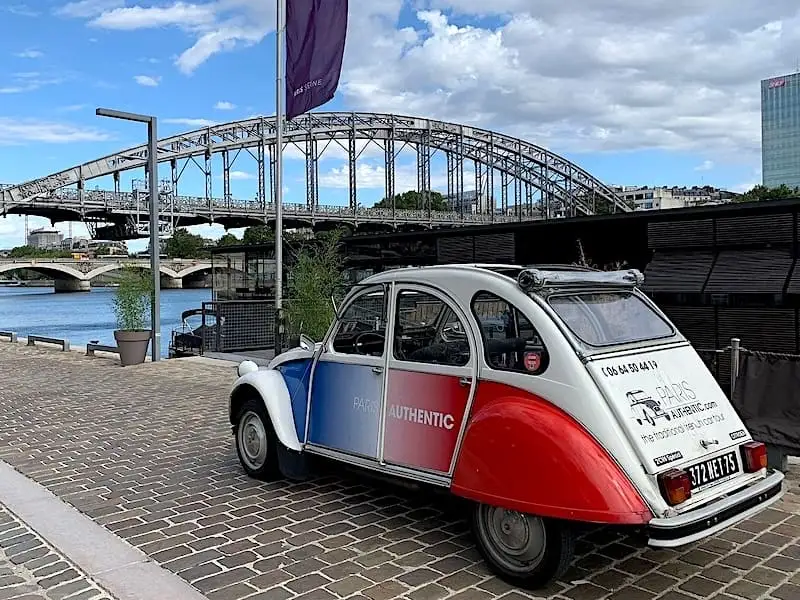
450 381 652 525
229 370 302 452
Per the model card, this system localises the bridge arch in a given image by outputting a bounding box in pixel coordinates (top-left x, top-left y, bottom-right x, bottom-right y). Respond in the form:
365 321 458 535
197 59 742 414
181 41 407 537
0 262 85 280
83 263 180 280
2 112 631 228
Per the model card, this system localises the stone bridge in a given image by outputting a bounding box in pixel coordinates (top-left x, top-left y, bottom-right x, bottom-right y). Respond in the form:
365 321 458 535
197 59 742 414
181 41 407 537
0 258 213 292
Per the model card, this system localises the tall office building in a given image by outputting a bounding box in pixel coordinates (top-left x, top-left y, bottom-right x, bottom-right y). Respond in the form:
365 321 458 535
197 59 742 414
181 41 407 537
761 72 800 189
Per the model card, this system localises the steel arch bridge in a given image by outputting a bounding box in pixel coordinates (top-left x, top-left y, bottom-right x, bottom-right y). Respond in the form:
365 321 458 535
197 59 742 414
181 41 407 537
0 112 630 240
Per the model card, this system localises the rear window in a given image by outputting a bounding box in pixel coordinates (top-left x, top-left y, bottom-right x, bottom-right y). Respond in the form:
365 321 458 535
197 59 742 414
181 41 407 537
546 291 674 347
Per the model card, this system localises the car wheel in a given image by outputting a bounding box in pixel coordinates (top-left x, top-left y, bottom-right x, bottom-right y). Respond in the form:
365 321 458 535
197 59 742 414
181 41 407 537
472 503 574 589
235 397 281 480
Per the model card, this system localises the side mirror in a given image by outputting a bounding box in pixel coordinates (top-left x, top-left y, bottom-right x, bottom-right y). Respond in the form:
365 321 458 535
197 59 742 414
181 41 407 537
299 334 314 351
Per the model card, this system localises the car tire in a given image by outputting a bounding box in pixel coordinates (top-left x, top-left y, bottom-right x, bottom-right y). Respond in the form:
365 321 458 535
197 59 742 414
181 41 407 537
471 503 574 589
234 397 281 481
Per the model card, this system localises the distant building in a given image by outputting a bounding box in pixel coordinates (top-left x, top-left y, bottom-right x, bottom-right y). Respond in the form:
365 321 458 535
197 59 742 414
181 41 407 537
610 185 738 211
62 237 128 255
27 227 63 249
762 72 800 189
443 190 492 214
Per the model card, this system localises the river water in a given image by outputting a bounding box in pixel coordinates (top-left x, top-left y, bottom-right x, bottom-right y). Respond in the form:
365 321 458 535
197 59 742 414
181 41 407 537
0 286 211 357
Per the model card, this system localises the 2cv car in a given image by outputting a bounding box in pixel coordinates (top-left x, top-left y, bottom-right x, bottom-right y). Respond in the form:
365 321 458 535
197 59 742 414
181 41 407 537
228 264 784 588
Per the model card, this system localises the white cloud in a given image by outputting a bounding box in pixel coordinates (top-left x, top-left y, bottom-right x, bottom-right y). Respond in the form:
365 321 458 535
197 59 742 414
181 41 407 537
335 1 800 166
89 3 217 30
134 75 161 87
62 0 274 74
163 118 218 127
695 160 715 171
55 0 124 18
214 101 236 110
14 49 43 58
50 0 800 176
0 73 64 94
0 119 110 145
229 170 254 180
4 4 39 17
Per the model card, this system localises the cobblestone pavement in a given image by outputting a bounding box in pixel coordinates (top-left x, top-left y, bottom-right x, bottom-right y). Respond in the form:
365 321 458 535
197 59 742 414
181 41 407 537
0 501 113 600
1 341 800 600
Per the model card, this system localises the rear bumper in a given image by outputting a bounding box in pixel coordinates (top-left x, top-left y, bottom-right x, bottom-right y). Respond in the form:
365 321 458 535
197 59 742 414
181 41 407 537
647 469 784 548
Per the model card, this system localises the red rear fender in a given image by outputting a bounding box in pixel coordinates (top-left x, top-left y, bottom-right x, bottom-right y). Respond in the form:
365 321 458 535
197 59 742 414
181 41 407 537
451 381 652 525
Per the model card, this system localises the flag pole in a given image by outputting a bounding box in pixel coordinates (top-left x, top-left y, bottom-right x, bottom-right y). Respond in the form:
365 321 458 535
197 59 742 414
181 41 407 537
274 0 286 350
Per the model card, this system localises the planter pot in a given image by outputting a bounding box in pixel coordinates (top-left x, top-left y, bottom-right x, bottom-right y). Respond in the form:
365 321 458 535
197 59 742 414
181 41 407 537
114 329 151 366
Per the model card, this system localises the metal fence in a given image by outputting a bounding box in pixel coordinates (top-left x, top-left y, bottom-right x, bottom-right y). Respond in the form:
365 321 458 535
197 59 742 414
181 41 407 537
200 297 339 354
202 300 276 353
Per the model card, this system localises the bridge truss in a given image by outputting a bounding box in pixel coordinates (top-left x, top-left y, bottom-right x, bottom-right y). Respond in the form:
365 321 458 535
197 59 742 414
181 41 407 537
0 112 631 240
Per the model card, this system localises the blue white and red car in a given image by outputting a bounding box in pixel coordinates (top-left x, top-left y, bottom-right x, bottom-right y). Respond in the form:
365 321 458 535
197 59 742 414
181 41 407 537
228 264 784 588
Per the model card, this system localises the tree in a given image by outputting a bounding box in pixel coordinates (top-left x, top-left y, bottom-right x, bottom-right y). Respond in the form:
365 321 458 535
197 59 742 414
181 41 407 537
217 233 240 247
164 228 207 259
373 190 449 211
243 225 273 245
736 184 799 203
285 228 347 340
8 246 72 259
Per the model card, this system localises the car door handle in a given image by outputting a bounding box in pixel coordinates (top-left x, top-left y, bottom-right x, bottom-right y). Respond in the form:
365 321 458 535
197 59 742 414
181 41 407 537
459 376 471 386
372 367 384 374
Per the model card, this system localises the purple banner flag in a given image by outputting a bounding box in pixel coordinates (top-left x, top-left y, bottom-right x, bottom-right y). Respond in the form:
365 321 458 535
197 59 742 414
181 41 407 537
285 0 349 120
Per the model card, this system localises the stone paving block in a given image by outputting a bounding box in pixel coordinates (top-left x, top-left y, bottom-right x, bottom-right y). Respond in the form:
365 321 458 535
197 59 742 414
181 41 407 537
0 502 112 600
5 343 800 600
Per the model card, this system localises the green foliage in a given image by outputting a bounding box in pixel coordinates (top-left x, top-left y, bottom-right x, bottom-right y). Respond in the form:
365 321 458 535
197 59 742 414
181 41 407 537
285 228 347 340
8 246 73 259
112 267 153 331
164 228 209 258
736 184 799 202
217 232 240 246
373 190 448 211
243 225 273 245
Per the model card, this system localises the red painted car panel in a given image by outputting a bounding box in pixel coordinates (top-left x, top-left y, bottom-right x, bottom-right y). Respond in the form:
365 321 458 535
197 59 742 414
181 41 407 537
451 380 652 524
384 369 471 472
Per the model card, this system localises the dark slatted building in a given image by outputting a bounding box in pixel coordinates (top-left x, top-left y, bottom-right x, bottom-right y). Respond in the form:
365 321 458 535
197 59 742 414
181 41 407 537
341 198 800 388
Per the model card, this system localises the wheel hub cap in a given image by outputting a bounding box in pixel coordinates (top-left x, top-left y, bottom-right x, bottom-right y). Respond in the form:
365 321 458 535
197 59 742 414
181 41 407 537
479 506 547 573
238 412 267 470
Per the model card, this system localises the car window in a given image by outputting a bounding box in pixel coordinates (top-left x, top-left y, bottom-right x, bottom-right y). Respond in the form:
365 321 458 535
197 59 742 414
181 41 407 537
331 288 387 357
472 291 549 375
547 291 674 347
393 290 470 367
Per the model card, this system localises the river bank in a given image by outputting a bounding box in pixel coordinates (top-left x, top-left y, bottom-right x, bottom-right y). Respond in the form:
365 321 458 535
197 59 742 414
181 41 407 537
0 286 212 356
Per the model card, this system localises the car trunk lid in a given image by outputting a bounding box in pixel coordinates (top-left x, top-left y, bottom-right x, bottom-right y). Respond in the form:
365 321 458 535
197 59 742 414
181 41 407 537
585 343 752 479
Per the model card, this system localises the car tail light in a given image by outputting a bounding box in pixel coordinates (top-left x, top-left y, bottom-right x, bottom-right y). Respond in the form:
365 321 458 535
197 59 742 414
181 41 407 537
658 469 692 506
741 441 768 472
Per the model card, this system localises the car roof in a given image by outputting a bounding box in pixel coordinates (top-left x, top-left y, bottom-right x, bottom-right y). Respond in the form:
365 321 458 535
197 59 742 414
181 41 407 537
359 263 597 286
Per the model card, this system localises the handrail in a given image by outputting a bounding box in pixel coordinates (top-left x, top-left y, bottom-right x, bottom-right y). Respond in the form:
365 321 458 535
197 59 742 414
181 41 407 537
86 343 119 356
27 335 70 352
0 331 17 343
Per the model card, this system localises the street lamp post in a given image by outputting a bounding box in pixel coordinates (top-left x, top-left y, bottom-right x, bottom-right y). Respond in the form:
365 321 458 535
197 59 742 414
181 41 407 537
96 107 161 362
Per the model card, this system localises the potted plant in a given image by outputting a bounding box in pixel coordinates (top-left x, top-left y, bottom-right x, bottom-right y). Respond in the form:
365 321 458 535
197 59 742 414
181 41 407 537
112 266 153 366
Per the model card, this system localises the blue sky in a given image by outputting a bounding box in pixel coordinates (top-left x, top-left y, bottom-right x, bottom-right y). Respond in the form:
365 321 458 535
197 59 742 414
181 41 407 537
0 0 790 251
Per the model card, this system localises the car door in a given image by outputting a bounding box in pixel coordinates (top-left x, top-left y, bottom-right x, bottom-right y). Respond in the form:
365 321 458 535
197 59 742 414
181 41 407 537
381 284 477 475
306 284 388 460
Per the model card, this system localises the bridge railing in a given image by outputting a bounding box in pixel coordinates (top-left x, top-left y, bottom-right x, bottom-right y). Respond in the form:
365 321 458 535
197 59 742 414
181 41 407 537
43 189 550 224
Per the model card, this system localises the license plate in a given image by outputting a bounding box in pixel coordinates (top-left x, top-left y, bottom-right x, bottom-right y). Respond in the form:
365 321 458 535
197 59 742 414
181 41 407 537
687 451 739 488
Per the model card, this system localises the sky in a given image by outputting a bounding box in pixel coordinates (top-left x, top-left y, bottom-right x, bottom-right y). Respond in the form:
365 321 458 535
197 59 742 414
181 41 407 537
0 0 795 251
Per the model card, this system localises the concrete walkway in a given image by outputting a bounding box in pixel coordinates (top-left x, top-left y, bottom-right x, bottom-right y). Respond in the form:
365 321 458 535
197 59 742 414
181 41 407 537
2 340 800 600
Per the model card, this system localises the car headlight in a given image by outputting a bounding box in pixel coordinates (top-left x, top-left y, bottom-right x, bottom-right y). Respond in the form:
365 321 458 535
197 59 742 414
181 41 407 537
237 360 259 377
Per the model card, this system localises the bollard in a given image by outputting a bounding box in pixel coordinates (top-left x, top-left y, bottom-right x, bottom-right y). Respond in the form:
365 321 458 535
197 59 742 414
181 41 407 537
730 337 740 397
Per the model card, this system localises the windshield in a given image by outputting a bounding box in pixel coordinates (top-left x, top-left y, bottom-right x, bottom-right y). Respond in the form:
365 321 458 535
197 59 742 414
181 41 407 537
546 291 674 347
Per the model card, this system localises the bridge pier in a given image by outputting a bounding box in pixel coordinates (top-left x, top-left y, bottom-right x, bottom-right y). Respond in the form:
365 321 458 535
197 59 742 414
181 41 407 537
183 278 208 289
160 276 183 289
54 278 91 293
